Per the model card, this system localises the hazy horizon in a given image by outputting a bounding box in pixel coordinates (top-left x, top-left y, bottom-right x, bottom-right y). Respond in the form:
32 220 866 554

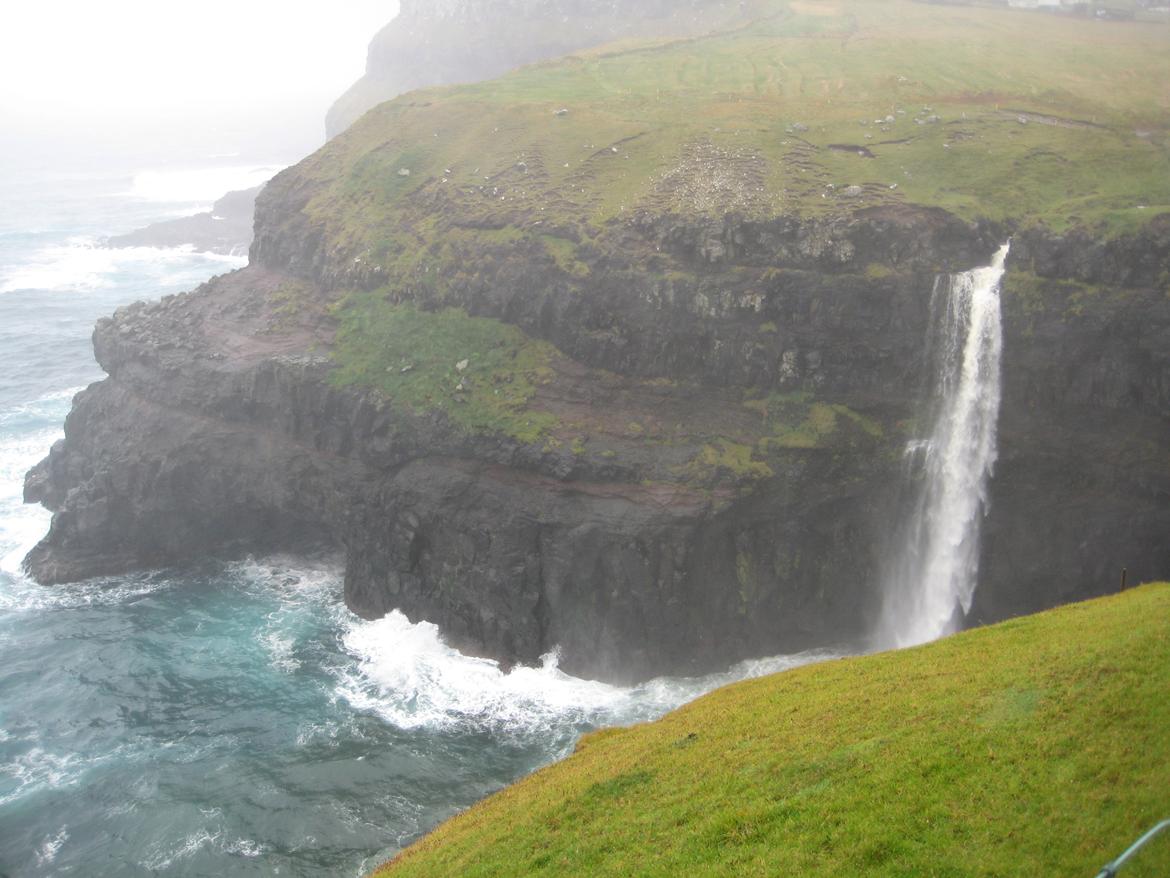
0 1 400 171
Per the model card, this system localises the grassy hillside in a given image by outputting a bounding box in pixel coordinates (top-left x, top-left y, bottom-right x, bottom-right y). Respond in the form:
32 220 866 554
375 583 1170 876
288 0 1170 278
276 0 1169 455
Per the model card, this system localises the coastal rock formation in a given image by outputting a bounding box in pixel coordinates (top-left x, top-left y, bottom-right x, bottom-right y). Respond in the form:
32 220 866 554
24 206 1170 681
25 214 950 681
105 186 261 256
24 1 1170 682
975 219 1170 624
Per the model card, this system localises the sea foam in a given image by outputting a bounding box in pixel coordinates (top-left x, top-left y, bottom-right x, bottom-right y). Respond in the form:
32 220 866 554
337 607 841 744
0 237 245 295
34 826 69 867
209 558 840 744
0 421 63 578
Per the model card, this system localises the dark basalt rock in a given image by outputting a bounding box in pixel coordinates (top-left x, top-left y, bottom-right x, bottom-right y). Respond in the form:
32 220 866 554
21 250 906 682
105 186 261 256
972 246 1170 624
22 197 1170 682
1013 213 1170 289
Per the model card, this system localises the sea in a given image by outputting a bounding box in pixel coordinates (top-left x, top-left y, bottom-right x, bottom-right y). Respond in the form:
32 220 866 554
0 149 835 877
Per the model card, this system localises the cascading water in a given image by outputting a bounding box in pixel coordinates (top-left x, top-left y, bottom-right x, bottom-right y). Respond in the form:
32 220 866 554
880 242 1011 648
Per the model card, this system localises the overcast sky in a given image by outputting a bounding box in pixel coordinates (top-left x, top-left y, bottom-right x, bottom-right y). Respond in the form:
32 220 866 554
0 1 398 160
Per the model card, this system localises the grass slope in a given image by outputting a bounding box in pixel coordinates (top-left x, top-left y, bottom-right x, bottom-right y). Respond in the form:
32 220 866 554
295 0 1170 274
330 296 559 442
376 584 1170 877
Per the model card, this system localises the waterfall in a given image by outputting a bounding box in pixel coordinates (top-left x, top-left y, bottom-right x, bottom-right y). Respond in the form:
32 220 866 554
880 242 1011 648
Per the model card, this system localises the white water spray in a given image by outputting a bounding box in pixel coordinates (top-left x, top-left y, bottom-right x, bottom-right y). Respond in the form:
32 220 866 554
881 243 1011 647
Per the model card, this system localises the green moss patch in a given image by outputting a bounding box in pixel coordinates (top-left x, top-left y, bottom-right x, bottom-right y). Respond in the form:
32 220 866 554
677 438 774 484
746 392 883 451
1003 269 1115 321
330 293 559 442
540 234 590 278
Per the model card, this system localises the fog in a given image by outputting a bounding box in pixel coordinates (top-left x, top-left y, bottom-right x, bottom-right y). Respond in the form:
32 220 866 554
0 1 399 169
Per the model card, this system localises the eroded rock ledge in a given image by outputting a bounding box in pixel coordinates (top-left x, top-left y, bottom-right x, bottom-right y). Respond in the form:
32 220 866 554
24 212 922 682
23 204 1170 682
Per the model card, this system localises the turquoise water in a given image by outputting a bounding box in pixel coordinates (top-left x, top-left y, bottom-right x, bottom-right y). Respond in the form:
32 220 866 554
0 160 836 877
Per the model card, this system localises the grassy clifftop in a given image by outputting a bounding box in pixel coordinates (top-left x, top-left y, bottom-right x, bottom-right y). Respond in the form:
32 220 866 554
271 0 1170 477
280 0 1169 279
375 583 1170 876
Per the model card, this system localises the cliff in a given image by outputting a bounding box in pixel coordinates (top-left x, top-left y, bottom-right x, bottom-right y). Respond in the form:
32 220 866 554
24 0 1170 682
105 186 261 256
325 0 757 138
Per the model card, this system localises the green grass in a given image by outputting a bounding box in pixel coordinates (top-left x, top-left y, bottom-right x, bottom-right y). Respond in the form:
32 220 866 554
329 293 560 442
327 290 889 475
280 0 1169 279
1002 267 1119 320
375 583 1170 877
745 392 884 451
678 438 775 484
266 278 317 328
539 233 590 277
663 393 887 488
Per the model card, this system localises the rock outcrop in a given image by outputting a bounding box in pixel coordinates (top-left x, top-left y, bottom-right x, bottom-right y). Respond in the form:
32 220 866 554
973 218 1170 624
105 186 261 256
25 213 955 682
24 202 1170 681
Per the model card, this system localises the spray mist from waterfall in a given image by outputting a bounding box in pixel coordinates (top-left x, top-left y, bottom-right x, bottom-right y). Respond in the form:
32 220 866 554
880 242 1011 648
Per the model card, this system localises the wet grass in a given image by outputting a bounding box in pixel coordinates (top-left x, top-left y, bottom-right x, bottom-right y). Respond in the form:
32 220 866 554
287 0 1169 272
330 294 559 443
375 583 1170 877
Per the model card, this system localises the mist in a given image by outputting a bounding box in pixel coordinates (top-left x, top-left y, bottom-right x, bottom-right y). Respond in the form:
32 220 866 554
0 1 398 172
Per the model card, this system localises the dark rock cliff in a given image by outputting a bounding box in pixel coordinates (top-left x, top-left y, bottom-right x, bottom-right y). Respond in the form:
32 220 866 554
23 0 1170 681
973 218 1170 624
23 188 1170 681
105 186 261 256
24 214 938 682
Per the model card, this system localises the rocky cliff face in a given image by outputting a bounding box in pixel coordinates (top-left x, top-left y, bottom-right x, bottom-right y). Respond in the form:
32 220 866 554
326 0 752 137
23 2 1170 683
973 220 1170 624
25 212 955 681
24 197 1170 681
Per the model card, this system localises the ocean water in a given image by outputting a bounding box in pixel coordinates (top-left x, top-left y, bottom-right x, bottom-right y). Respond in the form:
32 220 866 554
0 159 837 877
